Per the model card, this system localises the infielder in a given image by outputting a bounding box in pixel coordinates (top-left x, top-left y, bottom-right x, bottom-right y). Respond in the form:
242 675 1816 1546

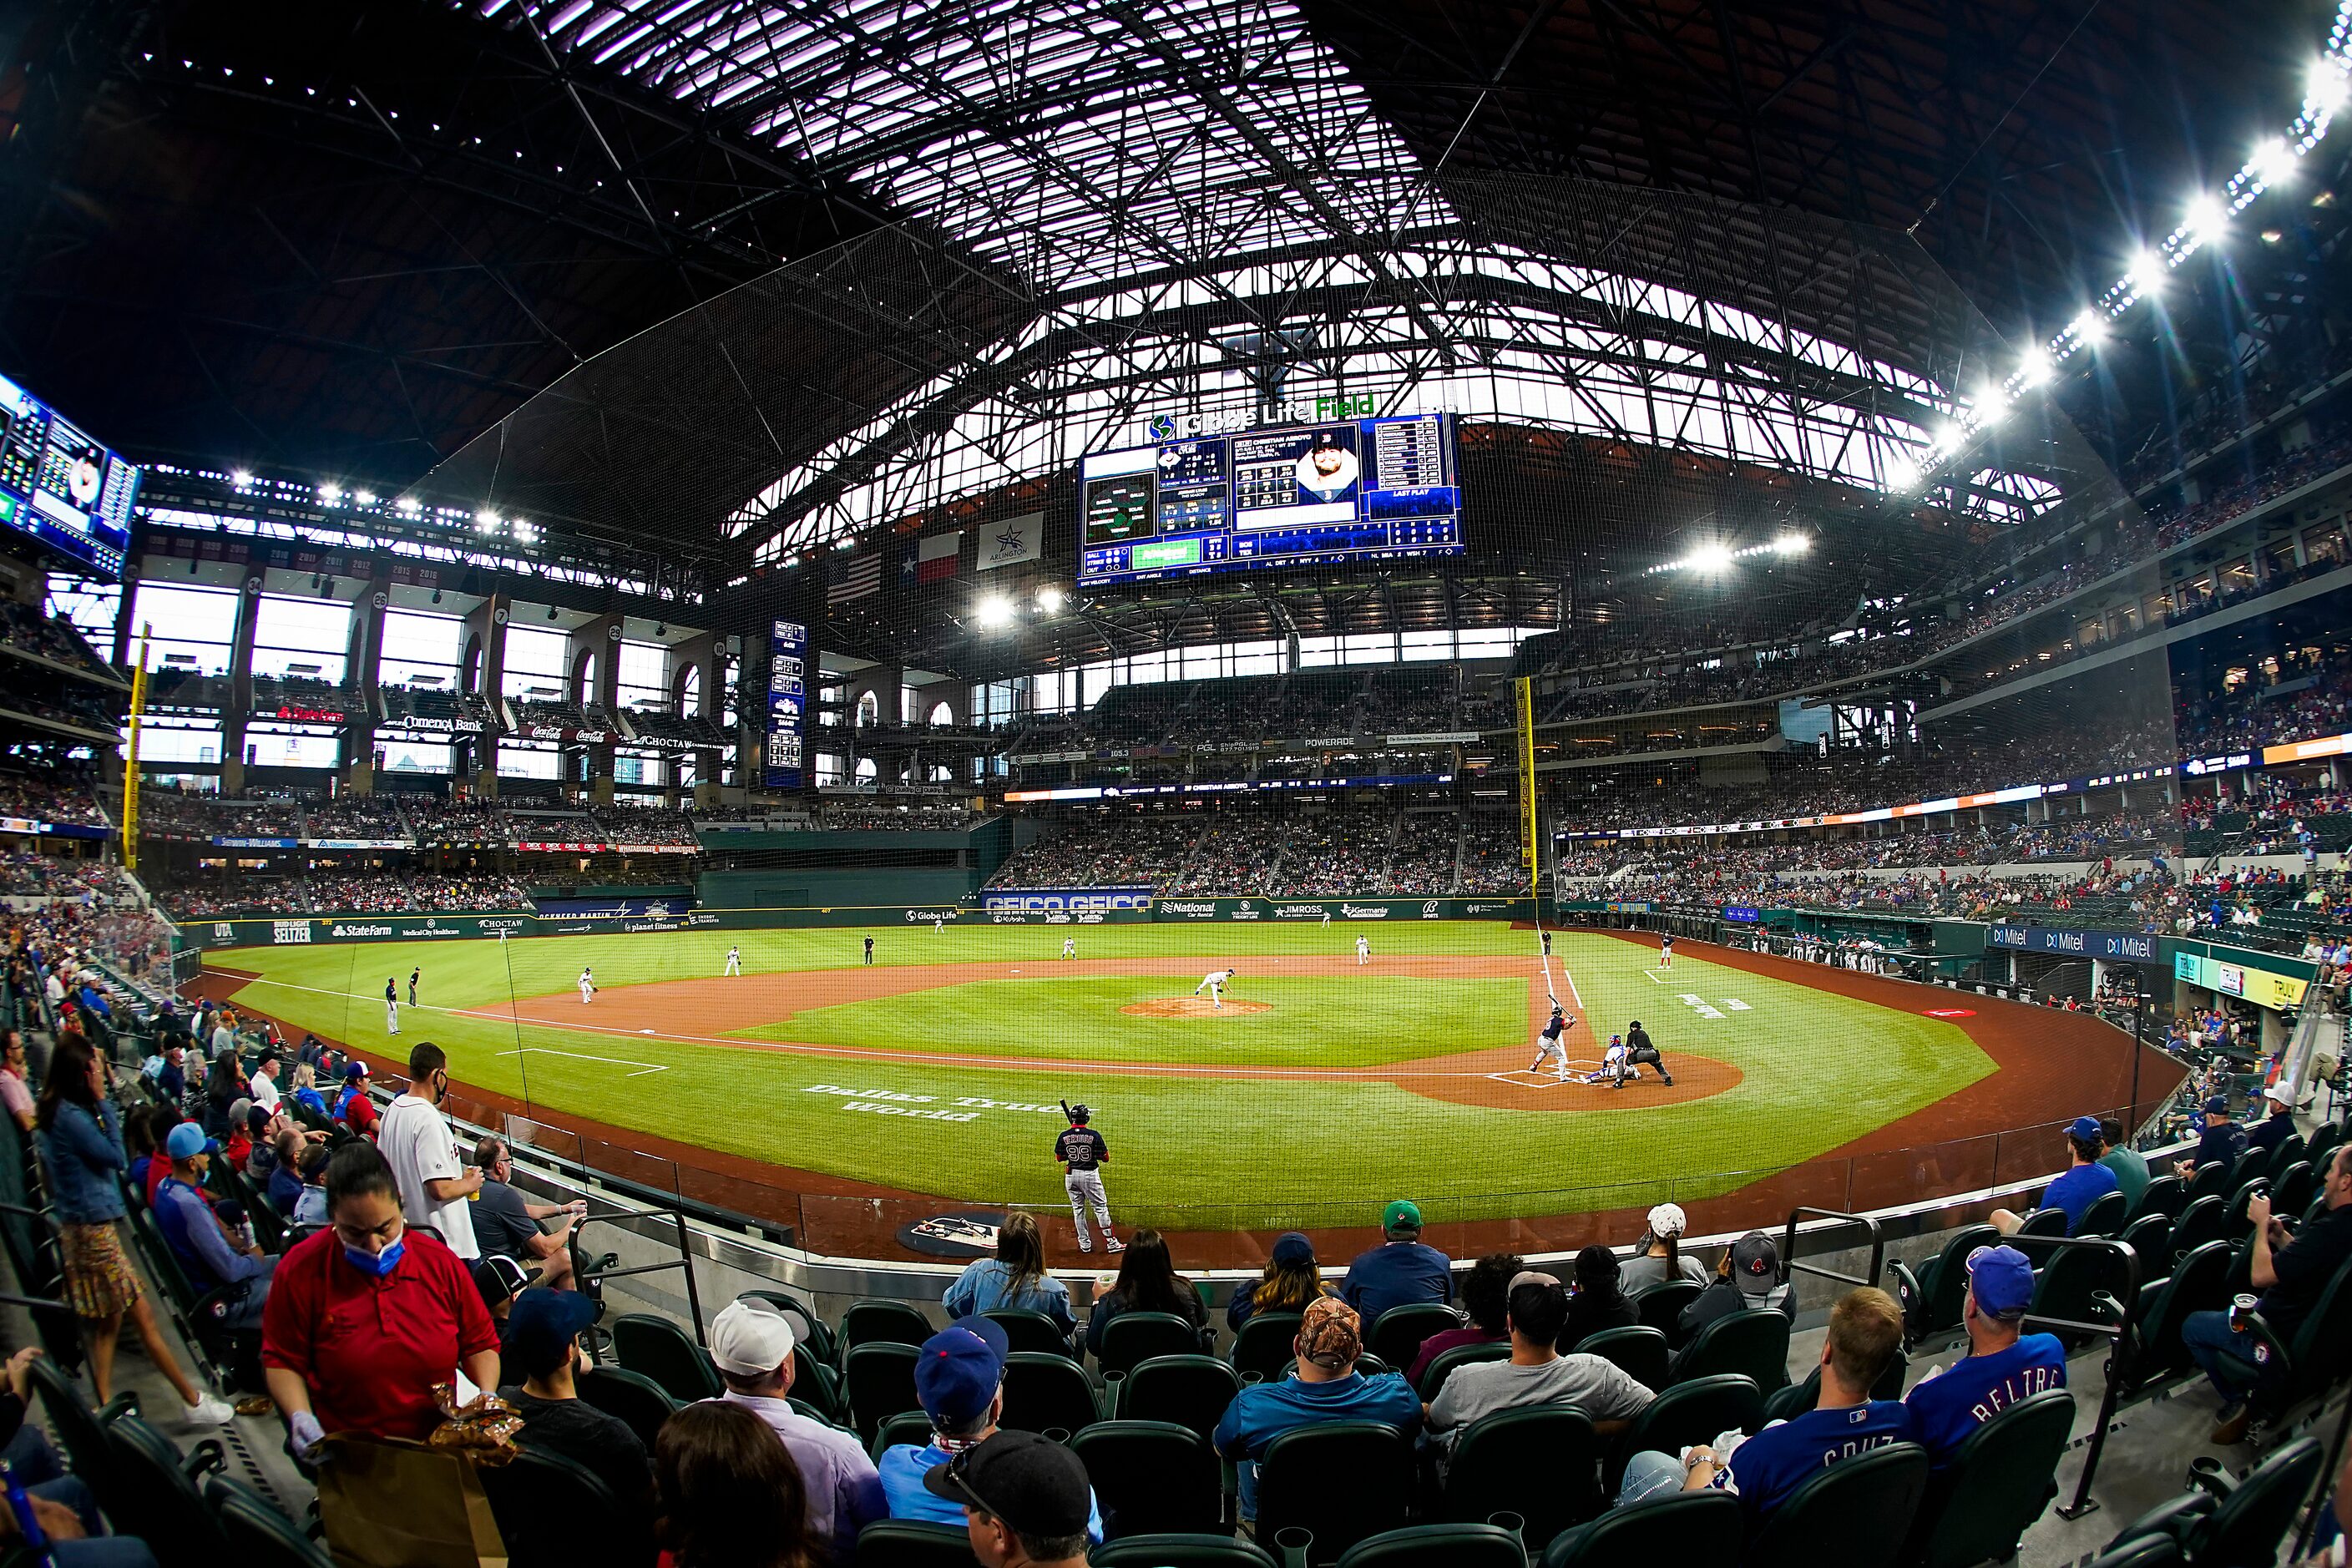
579 966 596 1004
407 966 421 1007
1355 934 1371 965
1055 1103 1120 1254
1529 1004 1575 1080
724 944 742 976
383 979 400 1035
1625 1019 1673 1085
1061 936 1077 959
1193 967 1238 1009
1658 933 1674 969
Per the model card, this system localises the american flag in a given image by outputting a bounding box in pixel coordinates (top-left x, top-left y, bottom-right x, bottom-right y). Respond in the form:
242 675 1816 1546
827 551 882 603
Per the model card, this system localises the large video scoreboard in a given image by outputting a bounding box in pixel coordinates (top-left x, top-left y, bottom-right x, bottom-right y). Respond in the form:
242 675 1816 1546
0 372 137 579
1077 411 1462 587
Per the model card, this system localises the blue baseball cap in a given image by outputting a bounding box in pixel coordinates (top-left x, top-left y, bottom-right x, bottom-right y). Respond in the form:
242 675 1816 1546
164 1122 215 1160
503 1287 596 1379
2204 1095 2229 1115
343 1060 371 1080
1270 1232 1316 1267
915 1316 1009 1428
2066 1115 2102 1141
1965 1244 2034 1317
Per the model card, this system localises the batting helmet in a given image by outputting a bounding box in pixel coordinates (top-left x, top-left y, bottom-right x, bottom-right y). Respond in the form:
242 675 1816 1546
1069 1104 1090 1123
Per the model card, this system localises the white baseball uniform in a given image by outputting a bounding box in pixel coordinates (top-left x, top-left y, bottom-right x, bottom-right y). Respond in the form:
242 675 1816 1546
579 969 594 1004
1193 969 1237 1007
1355 935 1370 964
385 1000 400 1034
1601 1039 1631 1085
724 946 741 976
1062 937 1076 959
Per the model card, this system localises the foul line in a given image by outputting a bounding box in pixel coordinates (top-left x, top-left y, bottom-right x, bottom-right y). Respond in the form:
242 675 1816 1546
496 1047 668 1077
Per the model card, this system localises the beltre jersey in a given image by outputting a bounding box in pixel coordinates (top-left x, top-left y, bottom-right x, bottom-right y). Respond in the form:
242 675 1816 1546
1903 1334 2066 1467
1055 1127 1107 1171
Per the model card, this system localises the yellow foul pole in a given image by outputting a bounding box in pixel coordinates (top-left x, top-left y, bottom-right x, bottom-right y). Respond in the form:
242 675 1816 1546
1514 675 1540 902
122 623 150 871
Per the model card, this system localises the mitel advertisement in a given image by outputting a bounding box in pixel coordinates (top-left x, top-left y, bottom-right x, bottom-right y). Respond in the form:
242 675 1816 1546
1985 925 2156 961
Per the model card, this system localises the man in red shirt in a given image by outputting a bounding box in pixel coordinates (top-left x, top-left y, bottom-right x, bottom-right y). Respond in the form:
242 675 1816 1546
262 1141 499 1449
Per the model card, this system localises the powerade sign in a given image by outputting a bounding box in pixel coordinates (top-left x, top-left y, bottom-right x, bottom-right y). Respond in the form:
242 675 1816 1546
1722 906 1763 923
981 887 1152 913
1986 924 2156 961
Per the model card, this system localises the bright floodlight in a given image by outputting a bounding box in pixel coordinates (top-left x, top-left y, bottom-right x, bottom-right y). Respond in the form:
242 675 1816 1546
2253 137 2297 188
2185 193 2228 245
475 509 500 534
1973 390 2010 429
2069 310 2108 346
1885 457 1920 491
395 496 421 514
2017 349 2053 388
230 469 253 488
1035 585 1067 614
317 482 341 503
975 594 1016 628
2127 250 2167 296
1773 534 1810 555
352 489 377 507
2312 58 2350 112
1684 544 1735 573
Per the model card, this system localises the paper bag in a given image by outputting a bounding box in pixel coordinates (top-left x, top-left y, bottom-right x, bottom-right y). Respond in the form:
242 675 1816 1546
316 1434 510 1568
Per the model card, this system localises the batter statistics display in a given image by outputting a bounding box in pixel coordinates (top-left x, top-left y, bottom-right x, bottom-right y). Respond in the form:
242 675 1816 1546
1076 412 1462 586
0 372 136 579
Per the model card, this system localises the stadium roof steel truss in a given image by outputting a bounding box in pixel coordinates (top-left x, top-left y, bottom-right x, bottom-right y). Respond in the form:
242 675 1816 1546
441 0 2090 556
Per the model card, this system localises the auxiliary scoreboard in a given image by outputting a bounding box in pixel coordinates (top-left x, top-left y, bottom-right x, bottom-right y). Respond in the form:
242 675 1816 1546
1076 411 1462 587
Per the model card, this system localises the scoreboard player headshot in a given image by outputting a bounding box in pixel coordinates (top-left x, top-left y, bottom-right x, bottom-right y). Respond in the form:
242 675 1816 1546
1293 431 1360 499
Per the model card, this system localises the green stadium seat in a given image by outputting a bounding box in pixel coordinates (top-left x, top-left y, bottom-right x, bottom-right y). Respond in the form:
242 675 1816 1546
2102 1437 2324 1568
1253 1421 1415 1565
478 1445 656 1568
1229 1312 1304 1383
1440 1404 1605 1548
1415 1340 1510 1402
1118 1353 1241 1441
2125 1240 2233 1392
2117 1214 2172 1283
870 1409 935 1459
1068 1419 1225 1538
104 1414 235 1568
207 1474 336 1568
1092 1536 1277 1568
2076 1190 2127 1239
1888 1224 1997 1348
854 1519 984 1567
1605 1374 1762 1492
2027 1245 2131 1351
1334 1522 1529 1568
2187 1161 2234 1205
2129 1172 2184 1222
996 1349 1100 1435
2271 1160 2318 1221
1628 1279 1700 1344
842 1300 936 1361
610 1313 722 1404
1901 1388 2072 1568
1096 1310 1209 1373
984 1307 1075 1357
1366 1302 1461 1373
1743 1441 1928 1568
1540 1490 1742 1568
1573 1325 1668 1392
1668 1308 1789 1389
575 1364 680 1452
28 1350 139 1530
2168 1195 2228 1259
843 1341 926 1444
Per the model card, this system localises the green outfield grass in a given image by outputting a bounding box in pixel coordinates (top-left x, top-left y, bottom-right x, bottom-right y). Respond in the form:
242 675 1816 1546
206 923 1995 1228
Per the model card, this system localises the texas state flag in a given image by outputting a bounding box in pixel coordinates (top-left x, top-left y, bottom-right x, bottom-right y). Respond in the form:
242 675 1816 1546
918 531 962 583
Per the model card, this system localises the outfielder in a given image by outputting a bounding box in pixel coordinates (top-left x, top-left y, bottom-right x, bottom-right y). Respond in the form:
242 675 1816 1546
1658 933 1674 969
1321 909 1332 928
578 966 596 1004
724 944 741 976
1193 967 1238 1009
383 979 400 1035
1355 934 1371 965
1061 936 1077 960
1625 1019 1673 1085
1055 1103 1120 1254
1529 1004 1574 1080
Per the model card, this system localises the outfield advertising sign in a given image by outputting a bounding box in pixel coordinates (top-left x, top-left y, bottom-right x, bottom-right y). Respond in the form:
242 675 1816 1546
980 887 1153 913
2172 948 2309 1011
1985 925 2156 961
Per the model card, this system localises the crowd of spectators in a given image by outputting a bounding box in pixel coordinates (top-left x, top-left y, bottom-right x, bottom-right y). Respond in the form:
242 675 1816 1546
0 600 115 680
155 872 534 920
0 770 109 827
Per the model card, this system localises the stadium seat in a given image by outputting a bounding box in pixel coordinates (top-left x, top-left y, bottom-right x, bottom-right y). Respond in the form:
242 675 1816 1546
1092 1536 1277 1568
2130 1173 2185 1222
1668 1307 1790 1389
1118 1353 1241 1440
576 1364 680 1451
2186 1161 2234 1205
208 1474 336 1568
1366 1302 1461 1373
1889 1224 1997 1347
854 1519 983 1567
1901 1388 2073 1568
1575 1325 1669 1392
1415 1340 1510 1402
2079 1536 2181 1568
792 1351 850 1422
739 1288 837 1364
2117 1214 2172 1282
862 1409 928 1460
2231 1146 2272 1189
1068 1419 1225 1538
611 1313 723 1403
2272 1130 2306 1172
1096 1310 1210 1373
479 1445 655 1568
2076 1190 2127 1239
2223 1179 2267 1241
1759 1366 1820 1426
2008 1203 2071 1267
997 1349 1101 1435
28 1353 139 1530
2169 1195 2228 1259
1629 1279 1701 1343
1440 1404 1605 1547
1605 1373 1763 1492
1334 1522 1529 1568
1253 1421 1415 1565
2248 1257 2352 1424
842 1299 936 1360
105 1414 236 1568
2126 1240 2233 1392
2102 1437 2324 1568
844 1341 926 1444
2270 1160 2318 1220
984 1307 1075 1357
2305 1123 2344 1171
1539 1490 1742 1568
1744 1441 1928 1568
2028 1244 2132 1350
1229 1312 1304 1383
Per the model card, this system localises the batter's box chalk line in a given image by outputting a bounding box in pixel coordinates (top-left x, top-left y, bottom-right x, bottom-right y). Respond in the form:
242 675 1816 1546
1486 1069 1592 1088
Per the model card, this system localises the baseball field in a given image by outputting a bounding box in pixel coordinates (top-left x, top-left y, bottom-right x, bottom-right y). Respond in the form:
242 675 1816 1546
200 922 2177 1258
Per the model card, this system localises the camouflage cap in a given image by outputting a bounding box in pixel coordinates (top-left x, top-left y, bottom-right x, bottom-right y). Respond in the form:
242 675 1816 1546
1297 1296 1363 1369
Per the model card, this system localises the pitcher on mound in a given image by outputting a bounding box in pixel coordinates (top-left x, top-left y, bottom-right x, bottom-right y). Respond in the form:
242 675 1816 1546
1193 968 1238 1009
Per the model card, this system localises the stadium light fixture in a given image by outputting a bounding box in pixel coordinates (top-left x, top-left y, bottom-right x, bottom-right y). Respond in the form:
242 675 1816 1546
1773 534 1811 555
975 594 1017 628
2069 310 2108 347
1035 585 1067 614
2016 349 2053 388
2253 136 2299 188
2185 193 2229 247
396 496 421 515
475 509 500 534
318 483 342 504
352 489 377 507
2314 57 2351 113
2127 250 2167 296
1685 544 1735 574
230 468 253 488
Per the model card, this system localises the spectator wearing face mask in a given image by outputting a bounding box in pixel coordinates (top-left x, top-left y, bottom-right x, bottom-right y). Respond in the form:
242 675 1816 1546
261 1141 500 1452
377 1044 482 1261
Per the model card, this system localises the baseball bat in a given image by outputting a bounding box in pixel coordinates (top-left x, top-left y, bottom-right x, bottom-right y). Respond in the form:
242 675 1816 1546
1060 1098 1073 1121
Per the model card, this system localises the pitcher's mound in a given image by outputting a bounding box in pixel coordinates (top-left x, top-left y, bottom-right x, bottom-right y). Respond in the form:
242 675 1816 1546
1121 997 1274 1019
